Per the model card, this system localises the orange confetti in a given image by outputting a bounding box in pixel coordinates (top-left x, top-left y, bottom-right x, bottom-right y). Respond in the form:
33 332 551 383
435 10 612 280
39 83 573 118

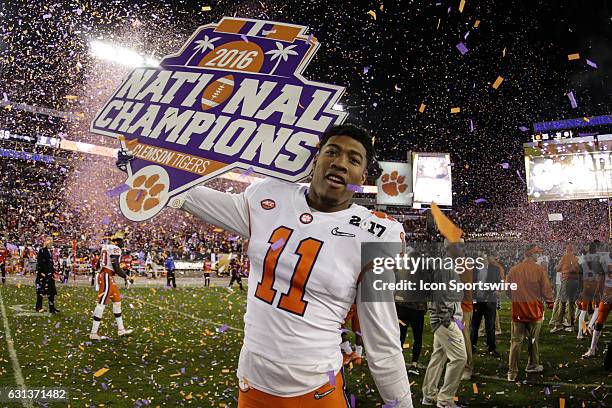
367 10 377 20
431 202 464 242
93 368 109 378
459 0 466 13
560 398 565 408
472 383 478 394
402 343 410 349
450 107 461 114
418 103 426 113
492 76 504 89
568 53 580 60
474 19 480 28
399 319 406 326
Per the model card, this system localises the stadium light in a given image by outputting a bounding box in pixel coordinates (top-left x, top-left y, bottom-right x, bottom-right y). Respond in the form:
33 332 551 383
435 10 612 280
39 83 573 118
89 40 160 67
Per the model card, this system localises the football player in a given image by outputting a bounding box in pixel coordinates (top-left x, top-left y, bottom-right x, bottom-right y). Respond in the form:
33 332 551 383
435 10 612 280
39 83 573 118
582 249 611 358
174 125 412 407
576 242 605 340
90 232 134 340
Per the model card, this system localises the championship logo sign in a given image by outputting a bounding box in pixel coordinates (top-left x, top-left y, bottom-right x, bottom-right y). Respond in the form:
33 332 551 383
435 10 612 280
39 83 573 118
90 17 347 221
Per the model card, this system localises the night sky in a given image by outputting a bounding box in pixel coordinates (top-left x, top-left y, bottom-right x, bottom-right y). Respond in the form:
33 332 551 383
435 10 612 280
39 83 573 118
1 0 611 208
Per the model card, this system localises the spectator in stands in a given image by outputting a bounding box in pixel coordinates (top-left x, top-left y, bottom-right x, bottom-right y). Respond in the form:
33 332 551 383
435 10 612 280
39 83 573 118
35 237 59 314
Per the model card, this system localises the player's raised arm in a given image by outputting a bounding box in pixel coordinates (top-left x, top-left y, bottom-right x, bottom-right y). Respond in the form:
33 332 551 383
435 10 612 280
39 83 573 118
179 185 252 238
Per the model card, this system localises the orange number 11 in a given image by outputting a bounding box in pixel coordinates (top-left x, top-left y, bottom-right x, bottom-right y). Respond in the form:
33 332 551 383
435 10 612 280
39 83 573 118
254 226 323 316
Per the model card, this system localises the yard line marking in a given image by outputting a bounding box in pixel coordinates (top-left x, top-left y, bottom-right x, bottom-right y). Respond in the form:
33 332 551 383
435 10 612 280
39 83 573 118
123 295 245 333
0 287 34 408
478 374 612 389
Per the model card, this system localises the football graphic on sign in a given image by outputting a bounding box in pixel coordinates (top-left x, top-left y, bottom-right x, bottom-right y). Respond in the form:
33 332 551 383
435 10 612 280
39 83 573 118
91 17 347 221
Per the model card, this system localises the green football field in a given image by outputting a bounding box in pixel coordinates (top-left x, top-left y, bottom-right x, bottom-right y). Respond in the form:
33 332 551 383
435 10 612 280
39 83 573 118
0 282 610 407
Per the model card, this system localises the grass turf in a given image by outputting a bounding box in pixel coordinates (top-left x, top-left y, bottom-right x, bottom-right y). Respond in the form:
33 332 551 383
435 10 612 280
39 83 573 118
0 282 610 407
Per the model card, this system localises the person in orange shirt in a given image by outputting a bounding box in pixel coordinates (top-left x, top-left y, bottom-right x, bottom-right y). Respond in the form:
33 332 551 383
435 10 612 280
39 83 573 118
550 244 580 333
505 245 554 382
582 250 612 358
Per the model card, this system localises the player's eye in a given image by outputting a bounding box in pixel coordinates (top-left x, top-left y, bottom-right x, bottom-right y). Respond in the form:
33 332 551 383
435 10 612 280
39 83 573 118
326 150 337 156
350 157 361 165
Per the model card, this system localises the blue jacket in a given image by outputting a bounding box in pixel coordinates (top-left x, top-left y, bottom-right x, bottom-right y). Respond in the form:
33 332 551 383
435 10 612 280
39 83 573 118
165 256 175 271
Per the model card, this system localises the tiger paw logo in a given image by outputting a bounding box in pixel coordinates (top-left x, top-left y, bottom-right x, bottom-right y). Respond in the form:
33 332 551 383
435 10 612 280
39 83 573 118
120 166 170 222
381 171 408 196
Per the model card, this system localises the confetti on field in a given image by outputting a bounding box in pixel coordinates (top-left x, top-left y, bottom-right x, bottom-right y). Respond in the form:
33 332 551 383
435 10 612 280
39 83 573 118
492 76 504 89
568 53 580 60
217 323 229 333
93 368 109 378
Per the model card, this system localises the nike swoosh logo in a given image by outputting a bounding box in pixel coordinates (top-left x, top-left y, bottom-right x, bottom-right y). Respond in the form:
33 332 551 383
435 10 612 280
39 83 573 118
331 227 356 237
314 387 336 400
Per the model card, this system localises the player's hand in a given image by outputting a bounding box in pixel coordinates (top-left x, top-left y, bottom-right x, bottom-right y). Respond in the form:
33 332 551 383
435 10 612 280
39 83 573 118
116 148 135 172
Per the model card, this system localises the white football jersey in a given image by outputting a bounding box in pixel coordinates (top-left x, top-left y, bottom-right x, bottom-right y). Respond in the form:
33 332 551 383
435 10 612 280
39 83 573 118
100 244 121 271
182 178 410 401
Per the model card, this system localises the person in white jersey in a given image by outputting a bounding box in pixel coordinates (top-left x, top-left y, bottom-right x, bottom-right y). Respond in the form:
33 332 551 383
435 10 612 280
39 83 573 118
176 125 412 407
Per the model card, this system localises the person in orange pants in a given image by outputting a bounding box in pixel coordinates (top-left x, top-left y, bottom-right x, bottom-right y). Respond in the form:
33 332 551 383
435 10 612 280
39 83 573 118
582 258 612 358
238 370 350 408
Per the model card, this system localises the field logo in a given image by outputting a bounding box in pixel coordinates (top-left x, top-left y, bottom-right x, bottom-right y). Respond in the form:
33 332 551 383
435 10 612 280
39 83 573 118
91 17 347 221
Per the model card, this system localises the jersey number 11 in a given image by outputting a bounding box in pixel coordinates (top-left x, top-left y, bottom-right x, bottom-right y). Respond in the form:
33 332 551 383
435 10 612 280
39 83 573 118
255 226 323 316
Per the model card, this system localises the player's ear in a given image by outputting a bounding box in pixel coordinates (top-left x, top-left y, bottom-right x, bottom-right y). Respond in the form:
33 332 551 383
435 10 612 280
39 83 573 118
360 169 367 185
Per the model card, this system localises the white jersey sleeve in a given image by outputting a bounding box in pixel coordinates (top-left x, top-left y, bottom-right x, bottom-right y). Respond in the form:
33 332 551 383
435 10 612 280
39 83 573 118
357 222 412 406
180 182 262 238
100 244 121 270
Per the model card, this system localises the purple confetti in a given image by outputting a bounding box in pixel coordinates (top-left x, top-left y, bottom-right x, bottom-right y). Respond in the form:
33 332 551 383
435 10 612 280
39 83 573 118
516 169 526 185
339 328 351 334
456 42 469 55
347 184 364 193
217 324 229 333
102 216 110 225
500 162 510 169
355 331 362 337
106 184 130 197
586 59 598 69
42 13 52 19
545 387 551 396
54 322 60 329
519 126 529 132
469 119 474 132
240 167 254 178
363 66 370 74
2 93 7 102
464 31 470 40
240 34 248 42
75 8 82 15
328 370 336 386
180 367 186 375
567 91 578 109
271 238 285 250
101 383 108 390
454 318 465 330
307 33 314 43
350 394 356 408
383 400 400 408
474 198 487 204
135 189 144 200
